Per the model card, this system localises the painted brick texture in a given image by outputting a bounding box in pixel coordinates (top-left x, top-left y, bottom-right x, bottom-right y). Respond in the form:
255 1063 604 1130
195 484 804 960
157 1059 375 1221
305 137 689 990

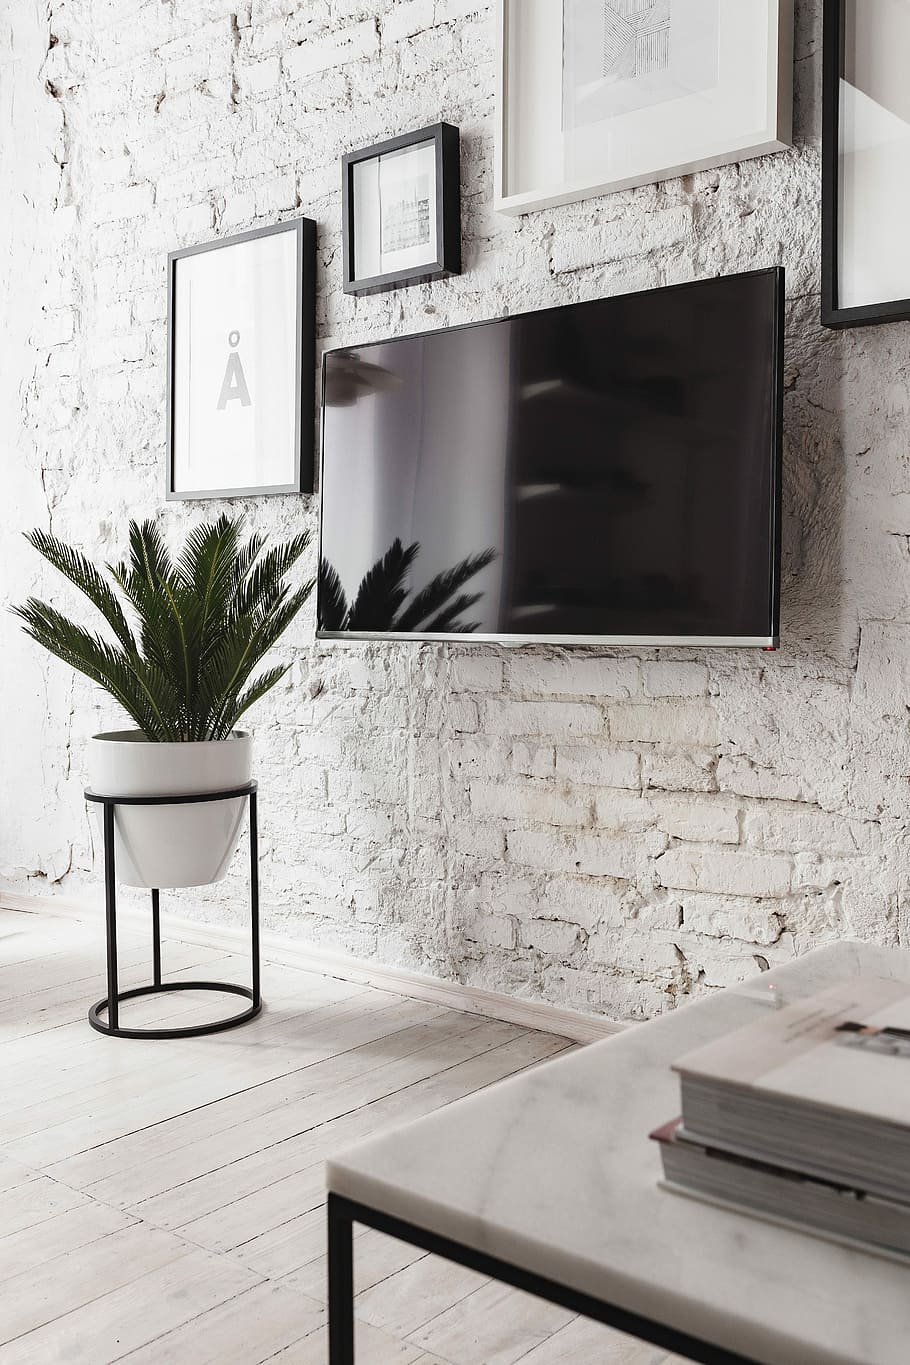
1 0 907 1024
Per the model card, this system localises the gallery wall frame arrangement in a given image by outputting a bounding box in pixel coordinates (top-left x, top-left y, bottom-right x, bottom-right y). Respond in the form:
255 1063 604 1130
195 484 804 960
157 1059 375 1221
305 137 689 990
495 0 795 215
342 122 461 296
821 0 910 329
167 217 317 500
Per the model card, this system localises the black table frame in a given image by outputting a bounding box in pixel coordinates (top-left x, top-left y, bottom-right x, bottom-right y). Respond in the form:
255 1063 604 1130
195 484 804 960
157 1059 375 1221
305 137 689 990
84 782 262 1039
327 1193 760 1364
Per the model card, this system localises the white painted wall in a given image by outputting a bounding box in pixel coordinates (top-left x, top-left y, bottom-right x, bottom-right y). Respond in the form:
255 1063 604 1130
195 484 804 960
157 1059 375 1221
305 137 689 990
1 0 908 1022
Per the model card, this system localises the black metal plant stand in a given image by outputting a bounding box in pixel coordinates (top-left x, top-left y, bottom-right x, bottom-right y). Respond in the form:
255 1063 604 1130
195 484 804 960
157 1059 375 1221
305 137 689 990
84 782 262 1040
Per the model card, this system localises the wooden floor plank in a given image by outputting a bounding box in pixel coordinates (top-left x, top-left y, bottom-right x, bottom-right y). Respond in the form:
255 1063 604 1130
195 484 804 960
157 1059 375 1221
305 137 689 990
0 1223 197 1346
79 1013 515 1209
515 1314 674 1364
286 1226 427 1306
0 1203 134 1283
0 1174 89 1238
114 1280 325 1365
3 997 426 1167
0 1244 262 1364
405 1279 575 1365
0 950 242 1047
262 1318 434 1364
354 1251 489 1339
226 1036 573 1282
0 908 603 1365
129 1012 485 1231
0 1153 39 1195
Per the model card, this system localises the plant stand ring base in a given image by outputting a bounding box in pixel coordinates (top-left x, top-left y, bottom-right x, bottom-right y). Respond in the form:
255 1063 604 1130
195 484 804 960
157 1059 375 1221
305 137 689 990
89 980 261 1040
85 782 262 1041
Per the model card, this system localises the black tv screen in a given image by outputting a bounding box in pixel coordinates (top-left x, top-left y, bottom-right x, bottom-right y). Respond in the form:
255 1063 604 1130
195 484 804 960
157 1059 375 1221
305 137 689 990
318 268 782 646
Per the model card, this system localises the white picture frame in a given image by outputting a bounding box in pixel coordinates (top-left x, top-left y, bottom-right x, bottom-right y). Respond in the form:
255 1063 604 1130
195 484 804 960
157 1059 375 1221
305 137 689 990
495 0 794 215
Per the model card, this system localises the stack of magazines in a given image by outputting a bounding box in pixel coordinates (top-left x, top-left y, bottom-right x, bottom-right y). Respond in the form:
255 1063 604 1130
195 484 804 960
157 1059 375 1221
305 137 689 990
652 976 910 1259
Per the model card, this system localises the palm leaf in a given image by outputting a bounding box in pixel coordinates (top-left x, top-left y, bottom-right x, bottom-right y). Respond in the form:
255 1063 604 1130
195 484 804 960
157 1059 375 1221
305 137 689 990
12 599 177 740
235 533 311 620
423 592 485 633
347 539 419 632
394 549 495 631
24 530 137 655
218 664 289 738
14 517 313 742
318 560 348 631
322 542 495 634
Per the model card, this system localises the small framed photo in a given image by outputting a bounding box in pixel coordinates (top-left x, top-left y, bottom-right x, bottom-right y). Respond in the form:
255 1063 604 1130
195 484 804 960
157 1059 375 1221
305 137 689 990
822 0 910 329
342 123 461 296
167 218 316 500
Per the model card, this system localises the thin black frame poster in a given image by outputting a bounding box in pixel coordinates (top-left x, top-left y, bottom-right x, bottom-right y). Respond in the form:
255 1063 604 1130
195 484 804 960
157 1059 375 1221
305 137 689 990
167 217 317 499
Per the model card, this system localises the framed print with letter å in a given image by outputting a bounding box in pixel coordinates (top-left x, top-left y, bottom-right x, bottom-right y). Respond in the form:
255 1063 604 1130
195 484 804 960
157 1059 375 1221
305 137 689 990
167 217 316 499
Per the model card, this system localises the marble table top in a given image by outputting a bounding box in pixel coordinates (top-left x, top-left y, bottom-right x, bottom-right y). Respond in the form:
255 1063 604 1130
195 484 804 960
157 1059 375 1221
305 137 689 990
327 942 910 1365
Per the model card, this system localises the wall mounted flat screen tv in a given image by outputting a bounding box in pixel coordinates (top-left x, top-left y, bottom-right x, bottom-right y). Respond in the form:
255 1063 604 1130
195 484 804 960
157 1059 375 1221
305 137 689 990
318 267 783 647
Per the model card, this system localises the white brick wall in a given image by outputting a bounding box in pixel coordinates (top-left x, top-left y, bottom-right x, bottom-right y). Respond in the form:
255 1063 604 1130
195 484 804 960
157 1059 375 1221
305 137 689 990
1 0 906 1024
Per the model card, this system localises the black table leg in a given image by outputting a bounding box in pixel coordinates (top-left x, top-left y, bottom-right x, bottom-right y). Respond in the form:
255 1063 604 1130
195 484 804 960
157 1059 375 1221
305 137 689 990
328 1193 355 1364
323 1195 761 1365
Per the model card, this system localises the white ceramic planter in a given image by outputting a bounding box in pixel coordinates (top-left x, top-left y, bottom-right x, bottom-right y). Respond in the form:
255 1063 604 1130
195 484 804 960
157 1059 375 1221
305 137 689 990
88 730 252 889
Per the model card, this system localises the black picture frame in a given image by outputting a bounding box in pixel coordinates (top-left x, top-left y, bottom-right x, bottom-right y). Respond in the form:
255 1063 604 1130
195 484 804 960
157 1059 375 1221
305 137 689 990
342 122 461 296
822 0 910 329
167 217 317 499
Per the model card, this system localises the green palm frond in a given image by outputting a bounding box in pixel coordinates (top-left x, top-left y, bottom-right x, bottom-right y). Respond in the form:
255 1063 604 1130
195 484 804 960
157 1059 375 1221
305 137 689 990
14 516 313 742
235 534 311 620
229 664 291 732
24 530 137 656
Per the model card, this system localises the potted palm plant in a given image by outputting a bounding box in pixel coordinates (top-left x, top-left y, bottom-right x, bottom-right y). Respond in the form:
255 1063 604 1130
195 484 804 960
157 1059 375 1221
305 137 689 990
13 515 312 889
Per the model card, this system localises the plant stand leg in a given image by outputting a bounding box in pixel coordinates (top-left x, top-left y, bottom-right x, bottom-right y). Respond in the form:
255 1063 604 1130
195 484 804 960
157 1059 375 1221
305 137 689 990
151 888 161 988
250 789 261 1010
103 801 119 1032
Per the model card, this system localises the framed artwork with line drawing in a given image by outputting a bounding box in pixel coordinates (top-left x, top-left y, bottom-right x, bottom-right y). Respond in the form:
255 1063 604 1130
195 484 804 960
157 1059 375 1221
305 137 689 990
167 218 316 499
495 0 794 215
342 123 461 295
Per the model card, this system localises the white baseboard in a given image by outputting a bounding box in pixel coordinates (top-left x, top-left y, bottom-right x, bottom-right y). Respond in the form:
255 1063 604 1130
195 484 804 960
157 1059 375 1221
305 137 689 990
0 890 623 1044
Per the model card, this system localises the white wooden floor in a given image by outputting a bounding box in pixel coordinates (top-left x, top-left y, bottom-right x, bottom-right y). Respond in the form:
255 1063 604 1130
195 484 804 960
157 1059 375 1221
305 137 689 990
0 905 679 1364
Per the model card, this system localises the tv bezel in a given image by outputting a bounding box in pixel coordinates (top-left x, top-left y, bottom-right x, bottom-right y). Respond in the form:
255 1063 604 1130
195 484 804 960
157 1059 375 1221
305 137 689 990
317 267 784 649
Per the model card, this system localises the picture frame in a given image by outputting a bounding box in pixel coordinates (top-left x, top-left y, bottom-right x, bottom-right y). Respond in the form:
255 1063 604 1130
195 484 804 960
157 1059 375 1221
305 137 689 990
495 0 794 215
821 0 910 329
342 123 461 296
167 217 316 500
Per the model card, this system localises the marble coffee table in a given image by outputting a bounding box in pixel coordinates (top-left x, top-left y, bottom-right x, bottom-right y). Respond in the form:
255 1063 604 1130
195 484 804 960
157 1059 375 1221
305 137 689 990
326 942 910 1364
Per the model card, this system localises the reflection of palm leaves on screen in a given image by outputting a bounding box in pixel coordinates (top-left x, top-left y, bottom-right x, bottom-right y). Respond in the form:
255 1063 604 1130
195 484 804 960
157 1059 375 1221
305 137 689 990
320 539 495 634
